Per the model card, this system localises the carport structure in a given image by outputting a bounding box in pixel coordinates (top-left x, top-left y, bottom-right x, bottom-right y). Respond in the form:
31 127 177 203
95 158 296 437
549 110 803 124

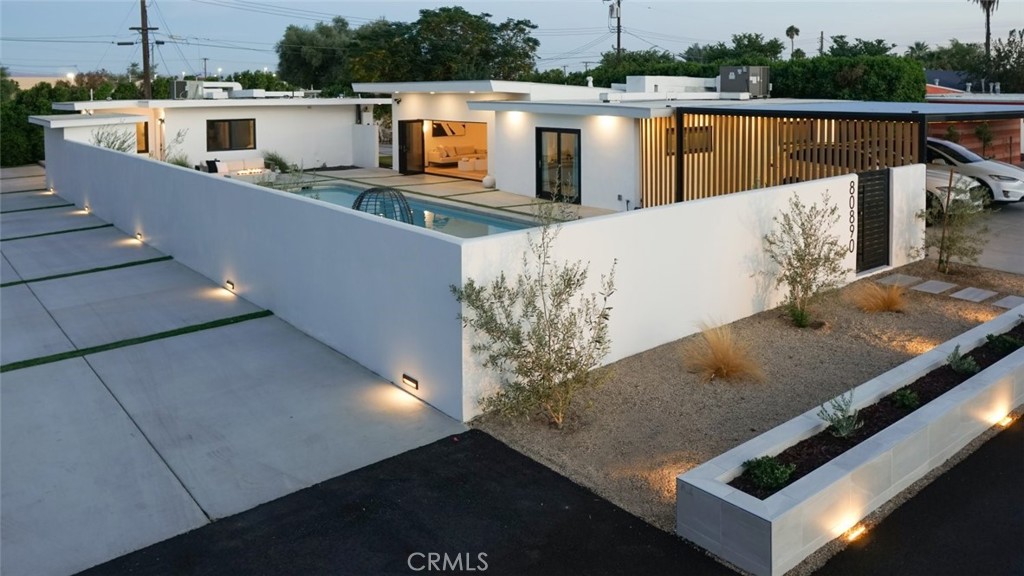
638 101 1024 207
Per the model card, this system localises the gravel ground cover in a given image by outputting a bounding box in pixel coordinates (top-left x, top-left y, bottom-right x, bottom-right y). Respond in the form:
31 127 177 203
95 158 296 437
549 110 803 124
474 259 1024 535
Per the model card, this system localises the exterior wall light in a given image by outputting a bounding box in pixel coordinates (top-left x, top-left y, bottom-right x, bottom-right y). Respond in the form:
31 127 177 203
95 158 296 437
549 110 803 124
225 280 235 292
998 415 1014 427
135 232 143 242
401 374 419 390
84 204 91 213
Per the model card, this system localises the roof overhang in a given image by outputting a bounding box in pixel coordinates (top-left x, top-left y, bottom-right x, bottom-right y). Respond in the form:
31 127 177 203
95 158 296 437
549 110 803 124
29 113 148 129
467 99 675 119
353 80 513 95
52 98 390 112
671 101 1024 123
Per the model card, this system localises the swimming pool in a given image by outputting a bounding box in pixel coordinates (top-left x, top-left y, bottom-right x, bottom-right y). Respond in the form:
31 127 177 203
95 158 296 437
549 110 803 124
302 184 535 238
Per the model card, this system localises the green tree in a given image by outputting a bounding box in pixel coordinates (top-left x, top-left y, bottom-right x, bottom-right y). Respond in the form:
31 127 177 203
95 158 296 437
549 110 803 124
452 211 616 429
791 48 807 60
828 35 896 57
763 193 849 327
413 7 497 80
991 29 1024 92
771 56 925 101
491 18 541 80
349 20 418 83
233 69 294 91
929 39 985 71
904 41 932 61
969 0 1000 65
785 25 800 57
276 16 354 91
917 183 990 274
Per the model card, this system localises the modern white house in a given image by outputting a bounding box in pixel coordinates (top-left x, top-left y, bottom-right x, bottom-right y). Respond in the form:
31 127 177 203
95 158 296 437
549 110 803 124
31 82 389 171
32 76 1024 423
355 77 1024 215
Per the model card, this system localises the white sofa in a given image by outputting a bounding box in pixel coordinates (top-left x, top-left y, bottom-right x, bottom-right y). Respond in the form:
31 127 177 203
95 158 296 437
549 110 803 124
428 145 486 166
204 157 268 177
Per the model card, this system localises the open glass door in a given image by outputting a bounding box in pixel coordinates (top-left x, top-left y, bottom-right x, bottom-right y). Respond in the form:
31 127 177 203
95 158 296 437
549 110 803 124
536 128 581 204
398 120 425 174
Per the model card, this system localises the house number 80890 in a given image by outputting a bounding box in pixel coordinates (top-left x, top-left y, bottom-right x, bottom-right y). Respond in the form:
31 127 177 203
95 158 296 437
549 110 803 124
848 181 856 254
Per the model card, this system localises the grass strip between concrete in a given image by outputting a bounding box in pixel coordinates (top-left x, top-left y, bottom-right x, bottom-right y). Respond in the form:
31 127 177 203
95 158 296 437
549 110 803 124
1 223 113 242
1 203 74 215
0 256 173 288
0 310 274 373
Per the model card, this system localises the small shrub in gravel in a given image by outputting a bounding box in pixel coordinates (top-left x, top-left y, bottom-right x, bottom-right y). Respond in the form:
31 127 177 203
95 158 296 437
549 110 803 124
683 323 764 382
849 282 906 313
742 456 796 491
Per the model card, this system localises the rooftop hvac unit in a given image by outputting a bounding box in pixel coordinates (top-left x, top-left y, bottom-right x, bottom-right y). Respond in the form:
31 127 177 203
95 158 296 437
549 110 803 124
719 66 770 98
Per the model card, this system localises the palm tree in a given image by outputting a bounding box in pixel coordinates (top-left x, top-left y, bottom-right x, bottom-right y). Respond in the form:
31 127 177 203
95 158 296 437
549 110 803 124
905 41 931 62
969 0 1000 65
785 25 800 57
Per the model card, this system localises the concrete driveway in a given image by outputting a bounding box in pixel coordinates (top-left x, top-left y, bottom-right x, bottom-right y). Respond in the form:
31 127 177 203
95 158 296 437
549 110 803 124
978 201 1024 274
1 168 463 576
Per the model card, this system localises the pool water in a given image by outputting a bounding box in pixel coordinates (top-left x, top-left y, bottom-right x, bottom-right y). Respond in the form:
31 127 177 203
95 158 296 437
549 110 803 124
303 185 535 238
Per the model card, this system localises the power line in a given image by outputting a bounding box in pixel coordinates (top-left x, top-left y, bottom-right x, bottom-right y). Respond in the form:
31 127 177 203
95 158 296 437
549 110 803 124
151 0 198 76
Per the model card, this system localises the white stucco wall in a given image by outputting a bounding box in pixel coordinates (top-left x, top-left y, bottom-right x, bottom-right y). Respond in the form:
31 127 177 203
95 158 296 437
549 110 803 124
162 105 359 169
492 110 640 211
459 169 924 418
48 139 466 419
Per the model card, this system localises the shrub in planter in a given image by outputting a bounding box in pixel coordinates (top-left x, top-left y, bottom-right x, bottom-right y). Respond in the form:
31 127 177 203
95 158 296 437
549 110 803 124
892 388 920 410
817 390 863 438
947 344 980 375
742 456 796 491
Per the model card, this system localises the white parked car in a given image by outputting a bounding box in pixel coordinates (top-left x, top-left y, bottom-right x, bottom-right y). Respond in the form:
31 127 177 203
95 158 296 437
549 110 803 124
925 166 985 225
926 137 1024 203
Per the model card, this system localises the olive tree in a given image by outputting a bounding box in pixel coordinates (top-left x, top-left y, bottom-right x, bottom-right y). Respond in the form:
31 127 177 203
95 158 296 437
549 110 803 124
763 192 849 327
452 206 616 429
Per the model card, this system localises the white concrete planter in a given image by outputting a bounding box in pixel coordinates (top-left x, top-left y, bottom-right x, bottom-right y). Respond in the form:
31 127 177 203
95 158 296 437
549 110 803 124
676 304 1024 576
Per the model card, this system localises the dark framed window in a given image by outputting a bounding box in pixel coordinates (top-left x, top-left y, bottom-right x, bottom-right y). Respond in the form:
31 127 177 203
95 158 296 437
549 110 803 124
206 119 256 152
682 126 713 154
136 122 149 154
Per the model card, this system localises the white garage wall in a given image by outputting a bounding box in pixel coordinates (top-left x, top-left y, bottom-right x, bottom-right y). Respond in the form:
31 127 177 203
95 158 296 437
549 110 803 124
163 105 358 170
492 110 640 211
49 140 467 420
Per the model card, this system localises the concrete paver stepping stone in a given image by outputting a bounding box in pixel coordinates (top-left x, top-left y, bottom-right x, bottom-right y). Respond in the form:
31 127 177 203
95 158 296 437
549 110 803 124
991 295 1024 310
0 190 70 212
0 284 74 365
877 274 923 287
29 259 262 349
0 358 208 576
1 225 165 280
949 287 998 303
0 205 105 240
911 280 958 294
86 316 464 520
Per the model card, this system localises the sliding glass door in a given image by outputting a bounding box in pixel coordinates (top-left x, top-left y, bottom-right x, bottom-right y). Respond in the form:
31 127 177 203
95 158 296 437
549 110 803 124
536 128 581 204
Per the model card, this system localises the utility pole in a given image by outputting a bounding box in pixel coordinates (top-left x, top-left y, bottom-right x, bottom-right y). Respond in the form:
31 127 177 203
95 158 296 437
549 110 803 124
202 57 209 80
129 0 158 99
818 31 824 56
604 0 622 58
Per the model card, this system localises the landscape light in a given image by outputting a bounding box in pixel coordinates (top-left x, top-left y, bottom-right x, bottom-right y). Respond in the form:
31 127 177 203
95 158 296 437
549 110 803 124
998 415 1014 427
401 374 419 390
225 280 235 292
845 524 867 542
135 232 143 242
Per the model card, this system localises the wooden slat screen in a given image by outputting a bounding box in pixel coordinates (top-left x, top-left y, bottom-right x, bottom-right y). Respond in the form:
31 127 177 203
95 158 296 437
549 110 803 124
678 113 920 202
639 117 676 208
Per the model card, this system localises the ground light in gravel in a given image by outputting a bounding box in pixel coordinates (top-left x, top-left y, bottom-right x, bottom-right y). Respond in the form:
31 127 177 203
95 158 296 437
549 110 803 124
473 260 1024 534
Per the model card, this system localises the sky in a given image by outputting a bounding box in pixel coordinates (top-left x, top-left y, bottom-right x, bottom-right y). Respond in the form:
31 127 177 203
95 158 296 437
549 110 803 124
1 0 1023 80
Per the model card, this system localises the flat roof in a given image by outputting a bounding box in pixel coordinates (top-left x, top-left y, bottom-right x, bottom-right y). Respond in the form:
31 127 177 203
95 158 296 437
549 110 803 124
469 96 1024 121
52 97 390 112
28 113 149 129
352 80 615 100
